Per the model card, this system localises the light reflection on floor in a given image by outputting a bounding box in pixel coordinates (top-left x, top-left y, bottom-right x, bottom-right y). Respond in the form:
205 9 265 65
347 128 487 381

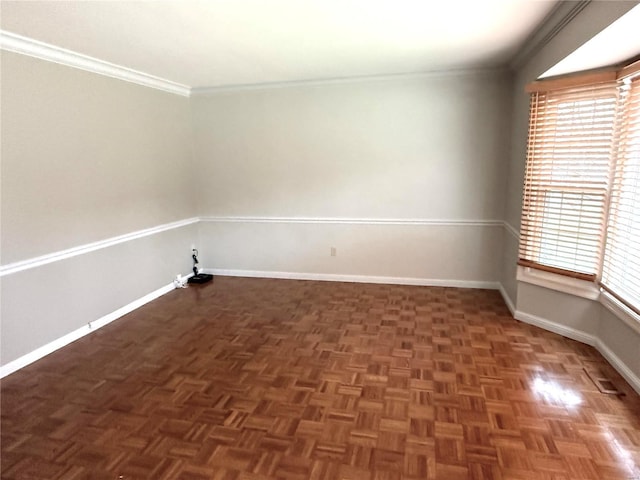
531 376 640 477
531 377 582 407
604 430 640 479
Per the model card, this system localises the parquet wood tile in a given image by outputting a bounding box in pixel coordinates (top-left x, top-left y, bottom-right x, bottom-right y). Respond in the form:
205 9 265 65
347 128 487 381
2 277 640 479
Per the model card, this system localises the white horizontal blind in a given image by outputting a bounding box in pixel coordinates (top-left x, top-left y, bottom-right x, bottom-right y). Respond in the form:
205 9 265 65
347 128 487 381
602 75 640 314
519 83 618 279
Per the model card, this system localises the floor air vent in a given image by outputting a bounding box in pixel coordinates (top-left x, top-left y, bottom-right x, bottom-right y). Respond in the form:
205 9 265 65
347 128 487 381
584 368 624 396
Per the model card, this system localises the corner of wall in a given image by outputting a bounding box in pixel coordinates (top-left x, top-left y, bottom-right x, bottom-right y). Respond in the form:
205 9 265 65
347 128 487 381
498 282 516 317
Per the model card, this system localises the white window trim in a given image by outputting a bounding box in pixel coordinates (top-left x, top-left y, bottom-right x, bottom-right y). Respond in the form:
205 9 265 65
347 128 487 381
517 265 600 300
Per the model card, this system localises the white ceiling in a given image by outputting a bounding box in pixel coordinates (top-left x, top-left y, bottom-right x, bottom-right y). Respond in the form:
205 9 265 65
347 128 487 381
541 4 640 79
0 0 557 89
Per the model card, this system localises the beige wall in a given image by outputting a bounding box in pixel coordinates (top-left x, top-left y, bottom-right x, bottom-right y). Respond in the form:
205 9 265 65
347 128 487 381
192 73 511 219
191 71 512 282
199 221 502 286
598 307 640 381
1 51 195 365
1 51 195 263
517 283 600 338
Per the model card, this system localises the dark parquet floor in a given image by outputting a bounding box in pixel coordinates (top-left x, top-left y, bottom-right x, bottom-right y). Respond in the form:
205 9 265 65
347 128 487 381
1 277 639 479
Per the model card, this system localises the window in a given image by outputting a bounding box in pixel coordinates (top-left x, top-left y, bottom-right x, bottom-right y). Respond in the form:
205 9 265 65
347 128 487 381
519 61 640 315
602 72 640 315
520 80 618 280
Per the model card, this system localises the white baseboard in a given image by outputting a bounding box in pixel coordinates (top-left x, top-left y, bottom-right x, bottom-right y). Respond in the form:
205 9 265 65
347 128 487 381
204 268 500 290
513 309 640 395
514 309 597 346
0 274 191 379
498 283 516 316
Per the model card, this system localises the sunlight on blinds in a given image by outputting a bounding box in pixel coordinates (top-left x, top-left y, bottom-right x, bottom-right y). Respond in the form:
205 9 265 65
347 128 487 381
519 83 618 279
602 76 640 314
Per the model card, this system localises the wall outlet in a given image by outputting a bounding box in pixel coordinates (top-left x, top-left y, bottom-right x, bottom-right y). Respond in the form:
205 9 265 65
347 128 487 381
330 247 337 257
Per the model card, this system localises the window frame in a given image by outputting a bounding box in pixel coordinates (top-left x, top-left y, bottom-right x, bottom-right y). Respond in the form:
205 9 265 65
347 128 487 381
518 59 640 326
519 79 619 281
600 73 640 315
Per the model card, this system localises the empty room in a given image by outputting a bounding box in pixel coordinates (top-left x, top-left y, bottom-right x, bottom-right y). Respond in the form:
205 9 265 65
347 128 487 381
1 1 639 479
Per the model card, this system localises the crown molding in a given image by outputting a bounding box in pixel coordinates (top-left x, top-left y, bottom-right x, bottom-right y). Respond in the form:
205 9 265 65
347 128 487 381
0 30 190 97
509 0 591 70
199 216 505 227
0 30 509 96
190 67 509 95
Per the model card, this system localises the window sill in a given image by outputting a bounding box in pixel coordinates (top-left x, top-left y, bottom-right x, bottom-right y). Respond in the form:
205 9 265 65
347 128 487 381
600 291 640 335
516 266 600 300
